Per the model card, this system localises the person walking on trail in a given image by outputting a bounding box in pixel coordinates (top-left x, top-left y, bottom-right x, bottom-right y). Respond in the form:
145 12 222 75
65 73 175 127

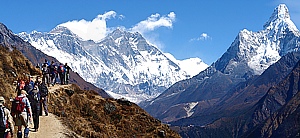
57 63 65 85
39 83 49 116
64 63 71 85
44 59 50 66
0 96 14 138
15 78 25 96
49 61 57 86
34 76 41 87
28 85 40 132
41 63 50 86
25 76 34 94
11 90 32 138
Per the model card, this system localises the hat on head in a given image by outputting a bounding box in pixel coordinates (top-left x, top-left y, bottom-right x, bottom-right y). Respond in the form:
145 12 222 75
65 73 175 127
21 90 28 95
0 96 5 106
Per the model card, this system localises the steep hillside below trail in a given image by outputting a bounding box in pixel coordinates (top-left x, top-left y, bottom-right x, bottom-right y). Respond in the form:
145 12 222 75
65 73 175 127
28 84 80 138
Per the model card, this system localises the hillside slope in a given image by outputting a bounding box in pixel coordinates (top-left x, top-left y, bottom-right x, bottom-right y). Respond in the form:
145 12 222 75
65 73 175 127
48 84 180 137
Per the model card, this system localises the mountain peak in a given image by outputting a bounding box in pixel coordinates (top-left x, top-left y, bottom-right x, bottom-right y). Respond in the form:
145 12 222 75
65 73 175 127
273 4 290 20
0 22 12 35
50 26 77 36
263 4 298 33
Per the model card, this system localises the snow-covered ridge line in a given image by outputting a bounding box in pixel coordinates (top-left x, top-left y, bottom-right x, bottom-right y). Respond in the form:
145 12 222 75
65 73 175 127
18 28 208 104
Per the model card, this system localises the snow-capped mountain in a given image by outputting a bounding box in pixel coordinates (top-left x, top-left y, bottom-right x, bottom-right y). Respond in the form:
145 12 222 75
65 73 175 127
142 4 300 124
18 27 208 103
215 4 300 76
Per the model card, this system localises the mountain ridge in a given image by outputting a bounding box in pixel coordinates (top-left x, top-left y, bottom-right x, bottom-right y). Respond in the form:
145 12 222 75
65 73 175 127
18 26 208 103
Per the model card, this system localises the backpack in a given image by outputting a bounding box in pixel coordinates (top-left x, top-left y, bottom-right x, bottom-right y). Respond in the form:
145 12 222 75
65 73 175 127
58 65 65 73
25 81 34 93
0 107 7 132
39 83 48 97
12 97 26 114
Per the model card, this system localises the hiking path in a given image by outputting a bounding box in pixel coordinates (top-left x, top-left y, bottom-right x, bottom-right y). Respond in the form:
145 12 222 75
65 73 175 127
27 84 78 138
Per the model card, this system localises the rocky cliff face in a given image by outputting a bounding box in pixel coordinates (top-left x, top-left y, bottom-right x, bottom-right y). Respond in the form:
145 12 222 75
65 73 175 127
243 60 300 137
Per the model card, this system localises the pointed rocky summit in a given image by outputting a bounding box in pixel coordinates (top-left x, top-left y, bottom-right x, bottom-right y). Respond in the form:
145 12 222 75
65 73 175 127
263 4 298 34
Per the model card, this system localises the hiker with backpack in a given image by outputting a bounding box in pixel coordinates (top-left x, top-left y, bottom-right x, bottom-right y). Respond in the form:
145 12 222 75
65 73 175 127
28 85 40 132
11 90 32 138
0 96 14 138
39 82 49 116
25 76 34 94
41 63 50 86
57 63 65 85
49 61 57 86
64 63 71 85
44 59 50 66
15 78 25 96
34 76 41 86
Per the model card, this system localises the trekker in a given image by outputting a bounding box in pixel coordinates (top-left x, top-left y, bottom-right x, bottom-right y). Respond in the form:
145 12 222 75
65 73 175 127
64 63 71 85
39 82 48 116
28 85 40 132
11 90 32 138
57 63 65 85
34 76 41 86
44 59 50 66
25 76 34 94
0 96 14 138
15 78 25 96
41 63 50 86
49 61 57 86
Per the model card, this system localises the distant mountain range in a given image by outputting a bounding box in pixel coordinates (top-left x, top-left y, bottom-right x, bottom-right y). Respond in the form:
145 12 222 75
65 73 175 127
3 3 300 137
141 4 300 137
18 26 208 103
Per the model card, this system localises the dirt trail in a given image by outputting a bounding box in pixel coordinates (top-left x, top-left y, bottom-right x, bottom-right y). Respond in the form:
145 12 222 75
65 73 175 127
28 113 66 138
27 84 77 138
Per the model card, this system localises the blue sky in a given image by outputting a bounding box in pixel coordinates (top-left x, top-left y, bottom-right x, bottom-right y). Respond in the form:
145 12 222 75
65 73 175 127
0 1 300 65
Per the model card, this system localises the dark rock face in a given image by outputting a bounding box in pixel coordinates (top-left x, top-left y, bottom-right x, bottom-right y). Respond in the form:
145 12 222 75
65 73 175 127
172 53 300 138
244 61 300 138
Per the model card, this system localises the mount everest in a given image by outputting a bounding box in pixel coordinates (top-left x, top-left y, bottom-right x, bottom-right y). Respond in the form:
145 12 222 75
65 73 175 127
18 27 208 103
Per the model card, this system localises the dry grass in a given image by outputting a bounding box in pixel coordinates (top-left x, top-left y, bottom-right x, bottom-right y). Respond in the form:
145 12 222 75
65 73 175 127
48 85 180 138
0 46 40 105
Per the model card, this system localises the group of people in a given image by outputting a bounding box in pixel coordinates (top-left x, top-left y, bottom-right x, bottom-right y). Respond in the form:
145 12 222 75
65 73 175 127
0 59 72 138
39 60 71 87
0 75 49 138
